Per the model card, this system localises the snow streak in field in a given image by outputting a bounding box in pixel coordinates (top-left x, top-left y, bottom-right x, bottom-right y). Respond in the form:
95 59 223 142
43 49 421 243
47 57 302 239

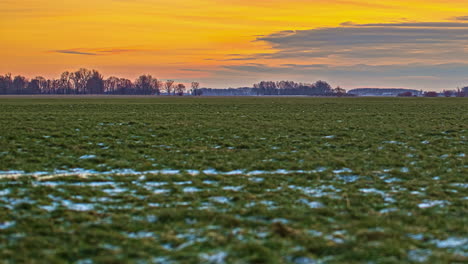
0 167 356 179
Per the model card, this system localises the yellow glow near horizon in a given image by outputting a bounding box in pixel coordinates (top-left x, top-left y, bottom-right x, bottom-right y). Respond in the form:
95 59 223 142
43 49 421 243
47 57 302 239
2 0 468 88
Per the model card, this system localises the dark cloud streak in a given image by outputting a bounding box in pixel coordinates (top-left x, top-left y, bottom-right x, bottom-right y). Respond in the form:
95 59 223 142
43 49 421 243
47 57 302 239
51 48 143 56
454 16 468 21
340 22 468 27
53 50 97 56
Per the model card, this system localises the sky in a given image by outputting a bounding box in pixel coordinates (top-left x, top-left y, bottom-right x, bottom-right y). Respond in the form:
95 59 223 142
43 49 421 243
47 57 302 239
2 0 468 90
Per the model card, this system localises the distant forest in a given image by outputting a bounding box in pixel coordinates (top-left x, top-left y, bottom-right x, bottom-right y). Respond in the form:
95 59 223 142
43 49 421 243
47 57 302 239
200 81 347 96
0 68 346 96
0 69 190 96
1 68 467 97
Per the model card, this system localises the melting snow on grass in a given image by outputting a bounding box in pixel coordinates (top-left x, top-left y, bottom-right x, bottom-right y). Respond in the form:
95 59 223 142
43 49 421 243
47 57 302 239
432 237 468 249
0 168 333 179
210 196 231 204
183 187 203 193
0 221 15 229
200 251 227 264
418 200 450 209
222 186 243 192
79 155 97 160
298 198 324 209
407 249 432 263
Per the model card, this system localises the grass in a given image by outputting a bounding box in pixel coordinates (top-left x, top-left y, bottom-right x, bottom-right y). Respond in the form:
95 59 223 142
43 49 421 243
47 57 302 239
0 97 467 263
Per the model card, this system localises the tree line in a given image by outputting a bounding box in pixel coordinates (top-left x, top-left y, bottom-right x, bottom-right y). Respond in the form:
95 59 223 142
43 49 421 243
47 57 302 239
0 68 201 95
0 70 344 96
253 80 346 96
2 68 467 97
199 81 347 96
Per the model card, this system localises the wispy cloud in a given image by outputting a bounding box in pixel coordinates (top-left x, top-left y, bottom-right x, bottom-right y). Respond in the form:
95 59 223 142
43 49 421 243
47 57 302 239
96 48 140 54
180 68 210 72
340 21 468 27
53 50 97 56
222 57 256 61
258 22 468 47
454 16 468 21
51 48 144 56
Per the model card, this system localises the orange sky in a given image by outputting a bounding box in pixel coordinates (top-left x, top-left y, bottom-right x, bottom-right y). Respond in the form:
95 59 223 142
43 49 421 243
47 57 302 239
2 0 468 89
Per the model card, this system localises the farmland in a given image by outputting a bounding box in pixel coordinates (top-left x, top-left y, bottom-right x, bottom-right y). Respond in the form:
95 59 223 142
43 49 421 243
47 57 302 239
0 97 467 263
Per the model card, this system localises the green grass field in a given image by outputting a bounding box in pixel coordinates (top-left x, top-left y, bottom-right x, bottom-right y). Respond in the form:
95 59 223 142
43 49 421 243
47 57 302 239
0 97 467 263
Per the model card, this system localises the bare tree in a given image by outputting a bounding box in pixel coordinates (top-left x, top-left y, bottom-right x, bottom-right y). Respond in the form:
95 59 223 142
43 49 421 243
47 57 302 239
333 86 346 97
164 80 174 95
86 70 104 94
135 75 152 95
120 78 133 94
191 81 200 96
28 76 48 94
314 80 333 95
70 68 92 94
175 83 186 96
27 79 40 94
105 76 119 94
49 79 61 94
0 74 13 94
152 79 162 95
59 72 73 94
45 79 53 94
13 75 28 94
36 76 48 94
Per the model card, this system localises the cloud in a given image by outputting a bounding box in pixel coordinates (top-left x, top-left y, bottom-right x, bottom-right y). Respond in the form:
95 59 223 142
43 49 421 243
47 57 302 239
180 68 210 72
51 48 143 56
252 21 468 62
53 50 97 56
279 64 328 68
340 21 468 27
454 16 468 21
97 48 139 54
258 22 468 47
222 57 256 61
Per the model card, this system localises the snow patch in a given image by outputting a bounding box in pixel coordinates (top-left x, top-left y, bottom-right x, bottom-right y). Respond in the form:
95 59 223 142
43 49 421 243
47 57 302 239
432 237 468 248
298 198 324 209
210 196 230 204
222 186 243 192
79 155 97 160
200 251 227 264
418 200 450 209
408 249 432 263
0 221 15 229
183 187 202 193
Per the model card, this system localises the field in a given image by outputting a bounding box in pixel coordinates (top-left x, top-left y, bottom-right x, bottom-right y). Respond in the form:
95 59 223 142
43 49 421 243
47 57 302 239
0 97 467 263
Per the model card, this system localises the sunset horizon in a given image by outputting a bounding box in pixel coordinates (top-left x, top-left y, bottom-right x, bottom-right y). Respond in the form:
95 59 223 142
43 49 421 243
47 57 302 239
3 0 468 90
